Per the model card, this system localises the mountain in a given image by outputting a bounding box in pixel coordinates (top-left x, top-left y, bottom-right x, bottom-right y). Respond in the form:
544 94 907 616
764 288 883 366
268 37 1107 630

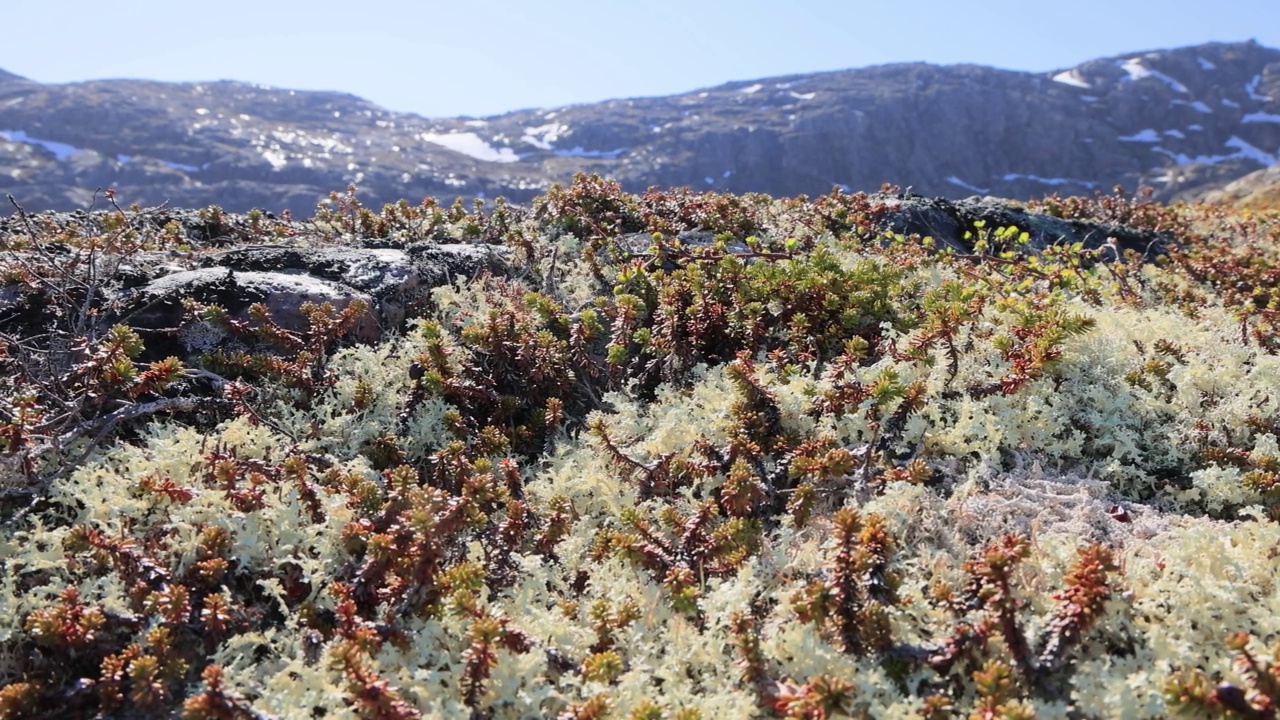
2 40 1279 213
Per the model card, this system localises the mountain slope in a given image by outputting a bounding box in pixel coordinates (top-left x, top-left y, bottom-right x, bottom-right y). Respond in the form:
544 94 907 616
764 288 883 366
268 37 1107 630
1 40 1279 212
1197 162 1280 208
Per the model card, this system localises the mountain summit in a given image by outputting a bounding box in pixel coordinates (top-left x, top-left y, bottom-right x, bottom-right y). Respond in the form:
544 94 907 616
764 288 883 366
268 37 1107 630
2 40 1278 212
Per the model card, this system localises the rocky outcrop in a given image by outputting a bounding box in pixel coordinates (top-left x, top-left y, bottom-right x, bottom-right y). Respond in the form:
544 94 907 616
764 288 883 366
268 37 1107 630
1 41 1278 213
1197 162 1280 208
872 194 1169 257
120 267 383 353
190 242 509 330
0 210 512 365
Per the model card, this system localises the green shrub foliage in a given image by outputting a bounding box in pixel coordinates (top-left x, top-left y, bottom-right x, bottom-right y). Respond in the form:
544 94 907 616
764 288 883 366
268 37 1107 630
2 176 1280 717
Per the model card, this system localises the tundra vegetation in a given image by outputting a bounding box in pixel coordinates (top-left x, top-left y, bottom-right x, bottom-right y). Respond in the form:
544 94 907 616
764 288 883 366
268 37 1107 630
1 176 1279 718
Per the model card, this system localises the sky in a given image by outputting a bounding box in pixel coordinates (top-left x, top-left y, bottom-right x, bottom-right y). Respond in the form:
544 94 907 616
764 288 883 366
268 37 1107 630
3 1 1278 119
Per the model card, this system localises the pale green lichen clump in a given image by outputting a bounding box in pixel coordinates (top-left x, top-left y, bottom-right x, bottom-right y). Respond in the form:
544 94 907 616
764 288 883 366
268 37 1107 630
2 179 1280 718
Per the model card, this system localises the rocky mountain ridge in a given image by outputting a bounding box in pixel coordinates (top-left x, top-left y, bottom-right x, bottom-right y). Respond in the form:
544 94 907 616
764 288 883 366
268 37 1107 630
2 39 1279 213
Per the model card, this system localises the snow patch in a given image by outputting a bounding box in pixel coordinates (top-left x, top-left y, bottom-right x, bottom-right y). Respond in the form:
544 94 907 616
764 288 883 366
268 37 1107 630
261 149 288 169
739 84 764 94
0 129 81 160
1171 99 1212 113
162 160 201 172
521 122 569 150
723 170 732 178
1223 98 1241 108
463 119 488 128
1080 95 1099 103
1117 57 1189 93
789 91 816 101
552 146 627 159
1187 124 1204 131
705 176 715 185
1052 69 1091 89
1197 56 1216 70
420 132 520 163
1119 129 1161 142
1163 129 1186 139
1243 112 1280 124
1225 136 1277 165
1152 135 1278 166
1002 173 1099 189
1246 75 1272 101
946 176 990 194
1151 147 1222 165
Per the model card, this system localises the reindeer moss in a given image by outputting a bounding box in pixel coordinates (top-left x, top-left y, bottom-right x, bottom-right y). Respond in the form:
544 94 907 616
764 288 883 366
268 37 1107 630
3 180 1280 718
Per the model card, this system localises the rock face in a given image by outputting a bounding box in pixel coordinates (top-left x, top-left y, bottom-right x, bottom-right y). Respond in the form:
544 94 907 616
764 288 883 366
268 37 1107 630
1 40 1279 213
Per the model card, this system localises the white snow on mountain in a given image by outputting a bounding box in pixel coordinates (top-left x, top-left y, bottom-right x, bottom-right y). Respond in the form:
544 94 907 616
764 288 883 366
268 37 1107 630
1052 69 1091 89
1119 129 1161 142
0 129 81 160
1171 99 1213 113
1224 136 1278 165
946 176 989 194
1002 173 1099 189
1118 58 1189 93
521 122 569 150
1152 136 1278 167
552 147 628 159
419 132 519 163
1246 75 1272 101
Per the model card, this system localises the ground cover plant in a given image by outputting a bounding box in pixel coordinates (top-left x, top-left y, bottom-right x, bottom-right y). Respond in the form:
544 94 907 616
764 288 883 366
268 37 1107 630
1 177 1279 718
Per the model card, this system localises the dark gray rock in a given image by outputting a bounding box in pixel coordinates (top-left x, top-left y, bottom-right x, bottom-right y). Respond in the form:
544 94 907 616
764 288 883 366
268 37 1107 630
118 268 382 355
874 194 1169 258
202 245 417 295
197 242 509 329
403 243 511 288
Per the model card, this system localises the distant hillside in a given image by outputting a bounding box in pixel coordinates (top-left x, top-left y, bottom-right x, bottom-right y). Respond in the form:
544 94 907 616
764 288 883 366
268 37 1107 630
1 39 1279 212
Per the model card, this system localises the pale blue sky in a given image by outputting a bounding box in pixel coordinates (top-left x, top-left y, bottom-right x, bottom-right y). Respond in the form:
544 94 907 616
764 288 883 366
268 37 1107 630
4 1 1277 118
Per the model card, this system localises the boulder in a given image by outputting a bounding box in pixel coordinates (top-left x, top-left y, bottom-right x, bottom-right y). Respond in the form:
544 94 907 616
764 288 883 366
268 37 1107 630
200 242 510 329
101 240 511 361
114 268 381 359
872 194 1170 258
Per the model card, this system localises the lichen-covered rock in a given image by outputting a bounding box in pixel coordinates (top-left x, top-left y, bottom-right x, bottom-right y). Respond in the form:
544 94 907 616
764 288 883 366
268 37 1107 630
199 242 510 329
117 267 381 355
200 245 417 295
873 193 1170 257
